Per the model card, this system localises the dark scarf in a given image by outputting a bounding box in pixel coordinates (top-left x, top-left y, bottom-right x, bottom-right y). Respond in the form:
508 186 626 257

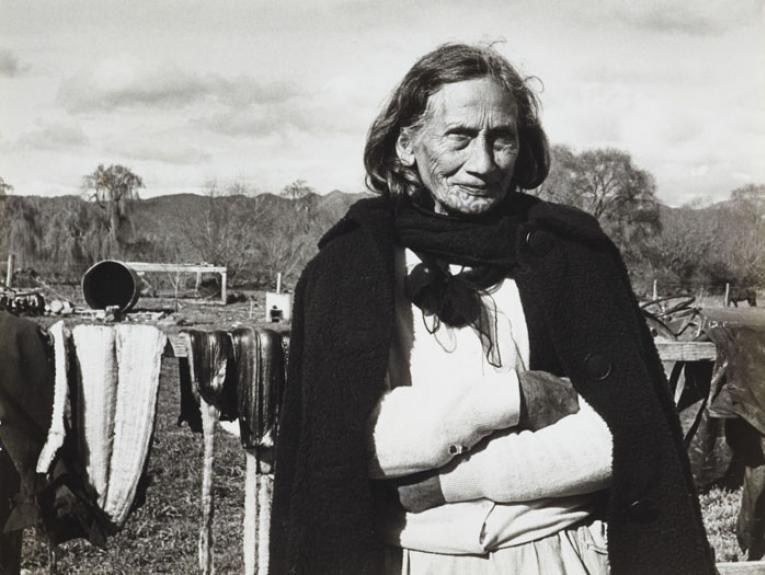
392 194 528 366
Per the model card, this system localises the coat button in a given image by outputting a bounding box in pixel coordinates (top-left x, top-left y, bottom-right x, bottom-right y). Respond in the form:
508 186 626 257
627 497 659 523
584 353 612 380
524 230 555 256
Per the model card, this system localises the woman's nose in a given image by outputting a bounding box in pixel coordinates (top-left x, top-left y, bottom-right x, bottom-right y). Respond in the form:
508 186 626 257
464 138 493 176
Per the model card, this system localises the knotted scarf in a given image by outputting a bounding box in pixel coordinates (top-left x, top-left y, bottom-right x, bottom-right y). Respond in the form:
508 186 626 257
391 194 531 366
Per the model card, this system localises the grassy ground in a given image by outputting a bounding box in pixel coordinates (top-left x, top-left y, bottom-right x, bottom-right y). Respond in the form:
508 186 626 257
700 486 743 563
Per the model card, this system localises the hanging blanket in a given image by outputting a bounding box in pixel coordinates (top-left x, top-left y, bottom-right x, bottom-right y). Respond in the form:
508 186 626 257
179 328 286 575
180 329 236 575
37 322 167 528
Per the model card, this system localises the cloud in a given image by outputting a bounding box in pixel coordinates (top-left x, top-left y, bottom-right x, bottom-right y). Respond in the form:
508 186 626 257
16 120 89 150
194 100 368 139
194 109 296 137
0 48 24 77
614 7 722 35
104 138 211 165
193 75 373 138
57 58 303 113
611 0 761 36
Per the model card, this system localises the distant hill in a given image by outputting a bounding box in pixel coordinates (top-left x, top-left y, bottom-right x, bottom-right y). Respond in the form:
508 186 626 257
131 190 371 249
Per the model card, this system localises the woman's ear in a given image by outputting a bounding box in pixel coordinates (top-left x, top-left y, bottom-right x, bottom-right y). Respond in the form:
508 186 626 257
396 128 416 167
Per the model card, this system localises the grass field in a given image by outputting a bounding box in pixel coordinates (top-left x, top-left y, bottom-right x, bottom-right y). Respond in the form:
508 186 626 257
701 486 743 563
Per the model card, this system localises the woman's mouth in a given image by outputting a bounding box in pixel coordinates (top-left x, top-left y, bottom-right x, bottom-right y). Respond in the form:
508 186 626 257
455 184 492 196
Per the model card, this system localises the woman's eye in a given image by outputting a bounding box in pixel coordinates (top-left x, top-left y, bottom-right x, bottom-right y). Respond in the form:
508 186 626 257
445 133 471 147
493 136 517 150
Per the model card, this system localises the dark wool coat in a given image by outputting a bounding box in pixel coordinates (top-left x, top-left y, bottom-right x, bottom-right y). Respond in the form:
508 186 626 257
0 312 109 557
269 195 716 575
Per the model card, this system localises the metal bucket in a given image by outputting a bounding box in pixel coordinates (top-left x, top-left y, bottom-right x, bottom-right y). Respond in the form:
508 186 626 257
81 260 141 312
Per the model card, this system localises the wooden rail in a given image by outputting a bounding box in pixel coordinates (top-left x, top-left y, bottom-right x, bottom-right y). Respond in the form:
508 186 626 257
655 340 717 362
123 262 228 304
717 561 765 574
165 334 717 362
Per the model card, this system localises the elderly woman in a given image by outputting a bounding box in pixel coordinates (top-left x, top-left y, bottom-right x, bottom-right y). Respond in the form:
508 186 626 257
270 44 714 574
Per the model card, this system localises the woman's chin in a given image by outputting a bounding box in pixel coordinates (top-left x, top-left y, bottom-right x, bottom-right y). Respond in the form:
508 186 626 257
438 193 502 216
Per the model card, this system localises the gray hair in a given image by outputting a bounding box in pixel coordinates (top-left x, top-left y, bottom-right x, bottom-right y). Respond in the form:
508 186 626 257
363 43 550 199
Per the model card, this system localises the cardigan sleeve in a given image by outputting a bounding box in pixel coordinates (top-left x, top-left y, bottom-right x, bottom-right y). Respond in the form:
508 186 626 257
439 397 612 503
367 371 522 479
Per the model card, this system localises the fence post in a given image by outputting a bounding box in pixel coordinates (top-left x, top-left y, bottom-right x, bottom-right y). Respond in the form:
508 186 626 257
5 253 14 288
220 270 227 305
724 282 731 307
652 279 658 301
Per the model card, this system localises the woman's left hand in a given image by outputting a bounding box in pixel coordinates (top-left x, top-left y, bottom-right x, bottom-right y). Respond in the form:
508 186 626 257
392 470 446 513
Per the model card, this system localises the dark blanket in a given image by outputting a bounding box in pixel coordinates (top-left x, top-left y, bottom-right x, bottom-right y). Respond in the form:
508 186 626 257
0 312 109 555
0 312 54 523
706 319 765 559
0 449 22 575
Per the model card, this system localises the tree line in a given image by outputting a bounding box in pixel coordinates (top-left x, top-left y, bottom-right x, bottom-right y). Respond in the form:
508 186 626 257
532 146 764 296
1 156 763 296
0 168 343 289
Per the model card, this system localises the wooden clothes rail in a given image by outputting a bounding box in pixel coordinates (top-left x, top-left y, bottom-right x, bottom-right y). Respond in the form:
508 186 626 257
164 334 717 362
655 340 717 362
123 262 228 304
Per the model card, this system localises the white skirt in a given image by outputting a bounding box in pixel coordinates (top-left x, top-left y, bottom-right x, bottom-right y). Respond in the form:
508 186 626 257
383 520 609 575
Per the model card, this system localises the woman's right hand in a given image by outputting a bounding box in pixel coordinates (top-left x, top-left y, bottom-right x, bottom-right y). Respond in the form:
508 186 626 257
517 371 579 431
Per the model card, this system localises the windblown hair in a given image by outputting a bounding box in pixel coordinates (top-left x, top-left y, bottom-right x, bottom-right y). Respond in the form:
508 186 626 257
364 43 550 199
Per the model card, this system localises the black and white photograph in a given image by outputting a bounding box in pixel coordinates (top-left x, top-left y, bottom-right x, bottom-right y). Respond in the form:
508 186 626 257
1 1 763 573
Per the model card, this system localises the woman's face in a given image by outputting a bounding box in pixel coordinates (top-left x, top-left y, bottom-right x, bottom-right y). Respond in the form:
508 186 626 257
398 77 520 216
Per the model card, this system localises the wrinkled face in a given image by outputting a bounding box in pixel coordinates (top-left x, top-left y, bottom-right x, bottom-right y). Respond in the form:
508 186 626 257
397 77 520 216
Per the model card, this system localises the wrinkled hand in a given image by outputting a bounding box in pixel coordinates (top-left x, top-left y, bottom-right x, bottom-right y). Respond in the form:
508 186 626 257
518 371 579 431
391 470 446 513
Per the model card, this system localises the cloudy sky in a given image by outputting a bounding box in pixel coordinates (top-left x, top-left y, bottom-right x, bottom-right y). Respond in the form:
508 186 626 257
1 0 763 205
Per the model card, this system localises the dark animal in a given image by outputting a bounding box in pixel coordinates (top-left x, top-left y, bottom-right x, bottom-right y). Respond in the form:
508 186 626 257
728 287 758 307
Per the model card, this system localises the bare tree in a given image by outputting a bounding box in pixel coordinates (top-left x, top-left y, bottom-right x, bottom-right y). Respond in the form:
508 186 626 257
0 178 12 236
539 146 658 219
280 179 314 200
644 205 722 292
252 183 320 285
82 164 144 249
0 176 13 195
534 146 661 267
643 184 765 294
41 199 111 273
535 145 578 205
730 183 765 220
183 180 263 279
721 184 765 287
6 200 41 268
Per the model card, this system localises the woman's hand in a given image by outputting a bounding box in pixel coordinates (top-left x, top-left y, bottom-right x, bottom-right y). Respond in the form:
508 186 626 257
391 470 446 513
518 371 579 431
